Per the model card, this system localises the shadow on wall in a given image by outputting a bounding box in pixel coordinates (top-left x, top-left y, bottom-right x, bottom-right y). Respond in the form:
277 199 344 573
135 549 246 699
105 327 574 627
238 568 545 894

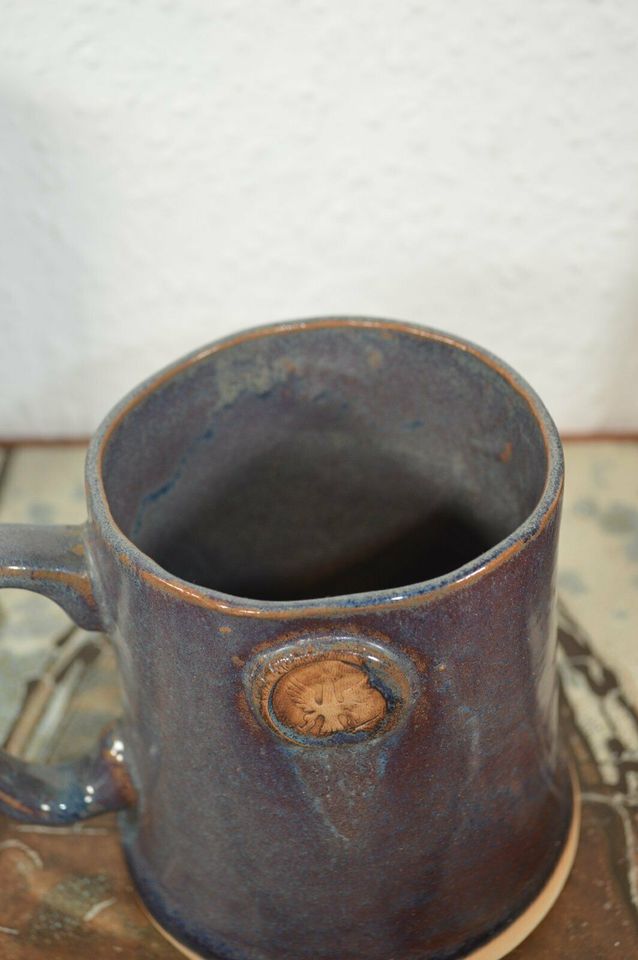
370 257 638 435
2 79 638 437
0 83 112 437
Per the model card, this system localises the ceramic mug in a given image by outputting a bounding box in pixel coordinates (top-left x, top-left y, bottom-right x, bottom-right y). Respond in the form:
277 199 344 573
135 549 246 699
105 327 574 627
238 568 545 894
0 319 579 960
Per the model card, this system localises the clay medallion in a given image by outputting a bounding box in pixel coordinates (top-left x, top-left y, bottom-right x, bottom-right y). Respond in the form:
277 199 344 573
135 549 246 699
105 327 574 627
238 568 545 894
271 659 387 737
246 635 414 745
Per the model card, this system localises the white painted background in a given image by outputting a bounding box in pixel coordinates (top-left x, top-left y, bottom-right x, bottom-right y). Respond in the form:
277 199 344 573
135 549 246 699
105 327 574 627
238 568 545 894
1 0 638 437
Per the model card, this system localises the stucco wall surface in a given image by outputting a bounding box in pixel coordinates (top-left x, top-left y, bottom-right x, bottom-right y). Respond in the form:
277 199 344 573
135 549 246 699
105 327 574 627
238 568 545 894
1 1 637 436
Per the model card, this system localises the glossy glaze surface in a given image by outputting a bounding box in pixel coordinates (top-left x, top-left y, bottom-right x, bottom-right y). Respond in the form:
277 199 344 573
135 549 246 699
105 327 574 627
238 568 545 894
0 319 573 960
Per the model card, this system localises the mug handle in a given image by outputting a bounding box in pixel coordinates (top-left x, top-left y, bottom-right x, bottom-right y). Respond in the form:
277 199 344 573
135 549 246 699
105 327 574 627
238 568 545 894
0 523 134 824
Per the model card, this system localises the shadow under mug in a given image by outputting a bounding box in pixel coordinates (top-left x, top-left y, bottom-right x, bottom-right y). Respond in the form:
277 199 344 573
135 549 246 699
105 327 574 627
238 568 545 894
0 319 578 960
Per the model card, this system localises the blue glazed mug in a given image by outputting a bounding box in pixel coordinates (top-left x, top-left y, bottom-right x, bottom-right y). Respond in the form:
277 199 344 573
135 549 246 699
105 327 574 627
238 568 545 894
0 319 578 960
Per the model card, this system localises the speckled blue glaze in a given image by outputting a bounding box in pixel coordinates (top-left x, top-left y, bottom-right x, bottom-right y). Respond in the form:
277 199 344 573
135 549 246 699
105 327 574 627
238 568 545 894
0 319 573 960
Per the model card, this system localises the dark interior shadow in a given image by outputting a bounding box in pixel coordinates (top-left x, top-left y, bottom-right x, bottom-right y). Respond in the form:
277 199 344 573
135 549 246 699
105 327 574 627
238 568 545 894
140 438 500 602
241 507 492 600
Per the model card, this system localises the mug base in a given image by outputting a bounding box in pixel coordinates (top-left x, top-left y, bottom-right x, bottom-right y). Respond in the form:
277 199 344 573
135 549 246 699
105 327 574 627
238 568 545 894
138 766 581 960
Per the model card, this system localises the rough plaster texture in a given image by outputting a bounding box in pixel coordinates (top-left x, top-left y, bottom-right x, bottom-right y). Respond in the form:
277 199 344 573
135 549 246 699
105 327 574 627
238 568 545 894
1 1 638 436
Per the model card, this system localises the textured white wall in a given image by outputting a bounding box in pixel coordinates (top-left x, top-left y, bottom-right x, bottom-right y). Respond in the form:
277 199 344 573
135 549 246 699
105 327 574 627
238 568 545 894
1 0 638 437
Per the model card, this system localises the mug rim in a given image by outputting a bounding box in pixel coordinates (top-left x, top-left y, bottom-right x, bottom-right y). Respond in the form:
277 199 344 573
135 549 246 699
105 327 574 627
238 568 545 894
86 317 564 619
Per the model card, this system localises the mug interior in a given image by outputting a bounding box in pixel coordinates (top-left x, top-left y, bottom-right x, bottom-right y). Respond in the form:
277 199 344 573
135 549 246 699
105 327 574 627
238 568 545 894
100 323 549 602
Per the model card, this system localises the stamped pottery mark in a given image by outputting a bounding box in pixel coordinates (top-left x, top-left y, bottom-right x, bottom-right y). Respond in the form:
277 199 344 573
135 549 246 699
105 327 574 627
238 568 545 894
246 634 416 745
271 660 387 737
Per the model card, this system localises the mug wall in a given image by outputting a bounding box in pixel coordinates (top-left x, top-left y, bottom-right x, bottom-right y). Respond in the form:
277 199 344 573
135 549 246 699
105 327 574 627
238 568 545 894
85 497 567 960
84 320 569 960
0 318 571 960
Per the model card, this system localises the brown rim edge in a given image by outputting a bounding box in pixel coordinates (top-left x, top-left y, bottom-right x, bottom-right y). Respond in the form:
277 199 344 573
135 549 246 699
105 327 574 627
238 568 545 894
95 318 563 619
2 433 636 447
138 762 581 960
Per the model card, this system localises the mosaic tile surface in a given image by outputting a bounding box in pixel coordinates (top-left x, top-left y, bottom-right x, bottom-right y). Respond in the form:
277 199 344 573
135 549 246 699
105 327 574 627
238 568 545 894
560 442 638 706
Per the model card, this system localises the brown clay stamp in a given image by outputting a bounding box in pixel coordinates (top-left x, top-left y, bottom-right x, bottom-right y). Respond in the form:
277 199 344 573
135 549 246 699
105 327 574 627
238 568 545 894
271 659 387 737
